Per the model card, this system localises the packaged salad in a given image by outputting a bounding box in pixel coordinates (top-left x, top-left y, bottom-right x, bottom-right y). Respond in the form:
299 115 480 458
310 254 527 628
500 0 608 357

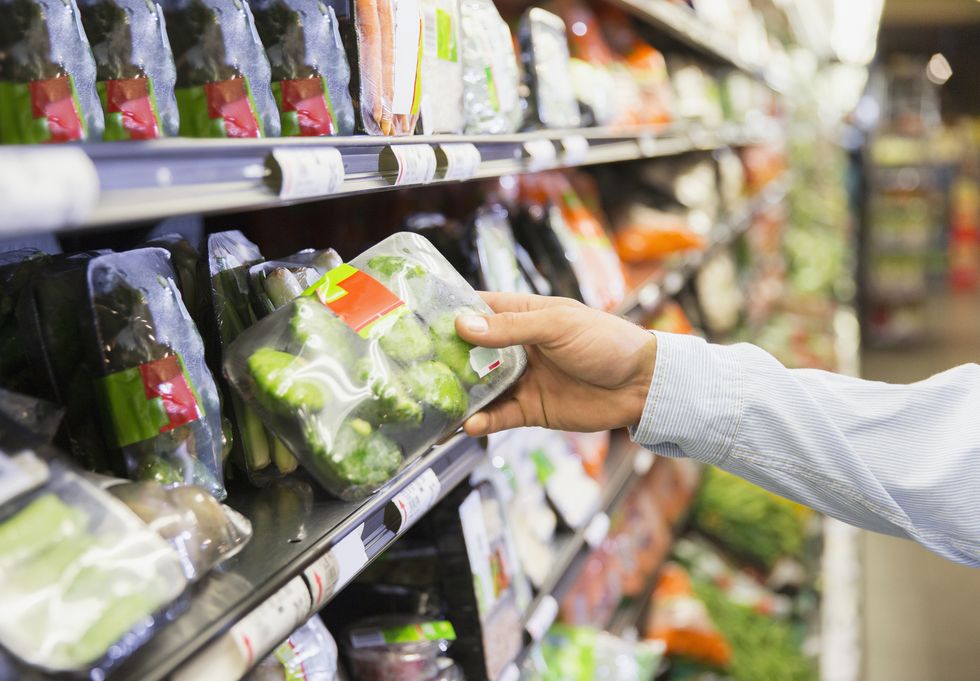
224 232 527 499
0 0 104 143
418 0 463 134
76 0 179 140
164 0 280 138
459 0 522 134
343 616 458 681
518 8 581 130
246 616 339 681
251 0 356 137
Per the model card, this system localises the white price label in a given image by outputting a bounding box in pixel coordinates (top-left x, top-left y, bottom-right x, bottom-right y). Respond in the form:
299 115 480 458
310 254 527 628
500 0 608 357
387 144 438 185
584 511 610 550
303 524 369 609
469 346 502 378
228 577 312 667
438 143 482 181
524 139 557 171
389 468 441 531
561 135 589 165
525 594 558 642
637 134 658 157
0 148 98 235
633 449 655 476
271 147 345 199
0 450 48 506
497 663 521 681
663 270 686 294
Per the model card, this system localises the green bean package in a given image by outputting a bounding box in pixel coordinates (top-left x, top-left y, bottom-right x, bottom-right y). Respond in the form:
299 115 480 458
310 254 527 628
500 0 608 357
88 248 226 498
225 232 527 500
163 0 280 138
76 0 179 140
0 0 104 143
251 0 356 137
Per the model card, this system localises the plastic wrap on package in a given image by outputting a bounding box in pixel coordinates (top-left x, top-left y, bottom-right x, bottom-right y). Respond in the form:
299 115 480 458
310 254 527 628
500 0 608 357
163 0 280 137
87 248 226 498
251 0 355 136
342 616 455 681
245 616 339 681
459 0 521 134
471 204 535 294
518 8 580 130
248 247 344 317
0 388 63 443
224 232 527 499
0 0 104 142
418 0 463 134
76 0 179 139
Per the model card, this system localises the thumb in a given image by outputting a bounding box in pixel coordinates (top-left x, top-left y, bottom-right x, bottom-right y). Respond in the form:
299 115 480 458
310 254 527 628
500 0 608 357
455 308 561 349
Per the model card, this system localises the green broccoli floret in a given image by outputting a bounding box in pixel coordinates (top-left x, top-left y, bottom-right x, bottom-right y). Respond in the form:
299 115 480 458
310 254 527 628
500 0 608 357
403 361 469 419
366 255 425 280
135 456 185 486
378 314 433 363
355 358 424 424
247 348 328 411
290 298 361 365
307 418 402 487
429 312 480 385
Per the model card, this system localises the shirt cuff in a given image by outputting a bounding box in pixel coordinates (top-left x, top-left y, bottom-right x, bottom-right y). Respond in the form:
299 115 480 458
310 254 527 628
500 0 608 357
629 332 743 466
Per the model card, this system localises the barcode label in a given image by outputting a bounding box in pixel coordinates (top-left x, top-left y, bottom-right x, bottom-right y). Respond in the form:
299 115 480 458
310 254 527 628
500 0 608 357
439 143 481 182
0 450 48 506
271 147 345 199
469 345 502 378
303 524 369 609
524 139 557 172
525 594 558 642
229 578 312 667
388 468 441 531
388 145 437 186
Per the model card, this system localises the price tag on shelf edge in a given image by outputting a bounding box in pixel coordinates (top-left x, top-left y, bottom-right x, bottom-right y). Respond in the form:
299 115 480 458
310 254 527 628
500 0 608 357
228 577 312 668
386 468 441 532
303 524 370 609
383 144 437 185
560 135 589 165
633 449 655 476
525 594 559 642
523 139 558 171
271 147 345 200
637 134 659 158
437 143 482 182
0 147 98 234
584 511 610 550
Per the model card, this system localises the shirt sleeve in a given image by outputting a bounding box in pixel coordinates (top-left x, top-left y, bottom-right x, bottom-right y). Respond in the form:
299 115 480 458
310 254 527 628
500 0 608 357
631 331 980 566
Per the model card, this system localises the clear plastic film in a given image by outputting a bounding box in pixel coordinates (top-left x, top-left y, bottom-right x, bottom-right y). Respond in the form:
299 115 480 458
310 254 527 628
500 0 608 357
0 388 63 444
0 0 105 143
163 0 281 137
0 453 187 675
144 233 202 325
518 8 581 130
418 0 463 134
459 0 521 134
471 204 535 294
225 232 527 500
249 247 344 318
343 615 457 681
87 248 226 498
76 0 179 139
245 616 339 681
251 0 356 136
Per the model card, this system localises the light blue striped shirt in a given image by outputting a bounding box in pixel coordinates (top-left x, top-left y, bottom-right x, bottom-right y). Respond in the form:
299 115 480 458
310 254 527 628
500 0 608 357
631 332 980 566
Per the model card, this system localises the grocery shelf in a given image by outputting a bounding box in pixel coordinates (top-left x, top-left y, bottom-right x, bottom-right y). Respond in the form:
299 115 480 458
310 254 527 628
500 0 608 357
112 432 486 681
0 122 780 238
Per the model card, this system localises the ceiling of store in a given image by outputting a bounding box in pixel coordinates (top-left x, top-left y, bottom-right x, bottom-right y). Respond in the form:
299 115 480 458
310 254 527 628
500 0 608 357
882 0 980 26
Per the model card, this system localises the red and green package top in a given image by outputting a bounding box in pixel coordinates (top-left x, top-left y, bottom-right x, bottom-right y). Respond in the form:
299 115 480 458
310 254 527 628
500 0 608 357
273 77 336 137
305 263 407 338
0 75 86 144
175 77 263 138
98 353 205 447
98 76 162 140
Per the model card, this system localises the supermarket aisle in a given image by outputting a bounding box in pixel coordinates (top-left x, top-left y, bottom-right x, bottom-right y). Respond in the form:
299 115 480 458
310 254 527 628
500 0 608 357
861 291 980 681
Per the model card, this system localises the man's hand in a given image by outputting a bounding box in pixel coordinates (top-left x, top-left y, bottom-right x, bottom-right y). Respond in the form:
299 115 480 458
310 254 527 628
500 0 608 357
455 292 657 436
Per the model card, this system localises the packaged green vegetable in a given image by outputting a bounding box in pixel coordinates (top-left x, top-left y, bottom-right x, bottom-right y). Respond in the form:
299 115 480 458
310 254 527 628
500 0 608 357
0 249 50 396
249 247 344 317
225 232 527 500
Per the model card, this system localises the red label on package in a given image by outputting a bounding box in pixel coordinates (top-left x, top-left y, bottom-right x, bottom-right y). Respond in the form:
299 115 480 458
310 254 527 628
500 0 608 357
306 264 406 338
104 77 160 140
205 79 261 138
279 78 335 136
29 76 84 142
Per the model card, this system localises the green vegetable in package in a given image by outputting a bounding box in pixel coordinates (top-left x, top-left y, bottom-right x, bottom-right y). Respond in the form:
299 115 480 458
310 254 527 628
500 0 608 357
225 232 527 500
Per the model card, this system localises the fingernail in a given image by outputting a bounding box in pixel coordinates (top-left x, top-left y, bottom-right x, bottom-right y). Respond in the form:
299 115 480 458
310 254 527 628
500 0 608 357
459 315 489 334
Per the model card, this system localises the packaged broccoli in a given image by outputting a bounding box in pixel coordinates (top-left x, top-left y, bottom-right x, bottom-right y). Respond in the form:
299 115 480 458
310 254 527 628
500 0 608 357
0 0 104 143
418 0 463 134
87 248 226 498
249 247 344 317
0 449 187 676
76 0 179 140
204 231 298 483
459 0 521 134
518 8 581 130
225 232 527 500
251 0 356 137
163 0 280 138
245 616 339 681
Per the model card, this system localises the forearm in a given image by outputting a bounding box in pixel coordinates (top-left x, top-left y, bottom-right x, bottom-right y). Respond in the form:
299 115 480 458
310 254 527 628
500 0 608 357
632 332 980 566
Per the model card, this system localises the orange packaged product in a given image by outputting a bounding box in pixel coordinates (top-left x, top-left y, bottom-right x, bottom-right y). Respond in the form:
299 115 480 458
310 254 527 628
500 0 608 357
646 301 695 335
562 430 610 481
613 204 706 262
646 563 732 668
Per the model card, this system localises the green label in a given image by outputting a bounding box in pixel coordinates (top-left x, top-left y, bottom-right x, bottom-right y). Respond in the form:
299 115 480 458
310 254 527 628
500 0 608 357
383 620 457 644
272 641 306 681
484 67 500 113
529 448 555 485
436 8 457 62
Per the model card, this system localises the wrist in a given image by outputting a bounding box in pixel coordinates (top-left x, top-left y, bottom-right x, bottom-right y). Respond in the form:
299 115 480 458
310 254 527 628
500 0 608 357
624 332 657 428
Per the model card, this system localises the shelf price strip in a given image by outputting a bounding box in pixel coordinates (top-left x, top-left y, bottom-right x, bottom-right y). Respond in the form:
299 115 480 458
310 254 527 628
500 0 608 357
270 147 346 199
437 143 482 181
0 147 99 234
560 135 589 165
382 144 438 185
525 594 559 642
303 524 370 609
386 468 442 532
584 511 611 550
523 139 558 172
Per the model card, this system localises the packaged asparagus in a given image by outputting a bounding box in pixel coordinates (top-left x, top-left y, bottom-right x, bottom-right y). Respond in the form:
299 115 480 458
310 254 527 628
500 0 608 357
163 0 281 138
87 248 226 498
76 0 179 140
224 232 527 500
249 247 344 317
204 231 298 483
144 234 202 322
251 0 356 136
518 8 581 130
0 0 104 143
